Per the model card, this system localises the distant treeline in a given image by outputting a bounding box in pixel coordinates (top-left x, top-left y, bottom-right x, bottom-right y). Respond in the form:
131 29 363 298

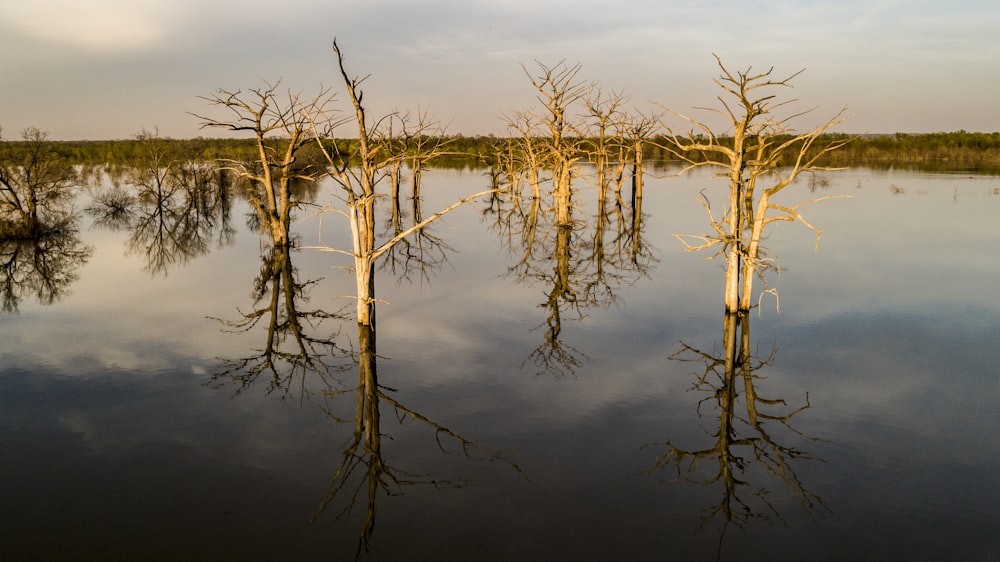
3 131 1000 173
642 131 1000 172
813 131 1000 172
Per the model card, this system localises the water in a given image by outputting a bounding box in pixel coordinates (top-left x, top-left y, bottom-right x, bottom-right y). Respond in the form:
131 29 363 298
2 166 999 561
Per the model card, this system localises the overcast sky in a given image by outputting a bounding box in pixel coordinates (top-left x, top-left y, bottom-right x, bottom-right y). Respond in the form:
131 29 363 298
2 0 998 140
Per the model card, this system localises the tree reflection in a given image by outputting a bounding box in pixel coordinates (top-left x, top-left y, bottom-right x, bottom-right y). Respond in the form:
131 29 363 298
0 217 94 313
212 235 348 395
379 167 455 287
484 162 654 376
312 322 491 558
211 174 515 558
645 311 825 558
0 127 94 312
87 156 235 276
210 171 347 394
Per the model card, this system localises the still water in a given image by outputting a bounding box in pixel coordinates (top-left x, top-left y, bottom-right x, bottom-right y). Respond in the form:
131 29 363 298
2 166 999 561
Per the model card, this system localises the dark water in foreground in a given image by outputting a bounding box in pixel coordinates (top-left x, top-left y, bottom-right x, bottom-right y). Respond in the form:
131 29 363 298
2 167 999 561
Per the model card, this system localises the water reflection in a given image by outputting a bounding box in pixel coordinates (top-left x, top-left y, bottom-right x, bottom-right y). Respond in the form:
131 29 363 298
380 168 454 286
646 311 825 558
313 322 488 558
211 185 515 558
0 217 94 313
211 236 349 395
87 162 235 275
484 163 653 376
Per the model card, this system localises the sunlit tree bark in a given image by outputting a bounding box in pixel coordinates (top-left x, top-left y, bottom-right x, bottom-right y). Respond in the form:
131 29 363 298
661 56 853 313
582 88 628 200
192 83 334 246
307 40 495 330
522 61 590 226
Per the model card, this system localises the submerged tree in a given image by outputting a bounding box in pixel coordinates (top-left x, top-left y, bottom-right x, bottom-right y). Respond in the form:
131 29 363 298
524 60 590 227
307 39 495 332
0 127 77 235
486 61 657 377
192 82 334 246
660 56 852 313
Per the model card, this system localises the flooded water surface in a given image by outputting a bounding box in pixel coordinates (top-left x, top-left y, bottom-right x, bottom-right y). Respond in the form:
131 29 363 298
2 166 999 561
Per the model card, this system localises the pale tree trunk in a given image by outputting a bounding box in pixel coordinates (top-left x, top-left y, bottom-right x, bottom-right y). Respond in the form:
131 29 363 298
662 56 850 315
740 190 770 312
554 157 574 227
630 138 644 210
723 115 751 314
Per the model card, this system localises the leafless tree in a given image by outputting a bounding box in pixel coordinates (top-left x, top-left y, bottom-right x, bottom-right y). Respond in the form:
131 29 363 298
660 56 853 313
582 87 629 198
521 60 590 227
305 39 495 331
192 83 335 246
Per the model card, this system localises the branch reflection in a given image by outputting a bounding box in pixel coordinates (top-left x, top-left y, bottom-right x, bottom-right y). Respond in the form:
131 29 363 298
645 311 825 558
484 160 654 376
87 161 235 276
379 166 455 287
211 170 347 395
312 321 497 558
0 217 94 313
213 177 518 558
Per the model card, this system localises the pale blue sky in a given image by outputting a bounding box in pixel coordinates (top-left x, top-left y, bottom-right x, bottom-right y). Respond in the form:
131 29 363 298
2 0 997 140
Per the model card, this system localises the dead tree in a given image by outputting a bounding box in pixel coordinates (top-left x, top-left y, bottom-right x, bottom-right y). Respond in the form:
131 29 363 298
582 88 629 200
522 60 590 227
500 110 545 199
661 56 853 313
192 83 335 246
307 40 495 331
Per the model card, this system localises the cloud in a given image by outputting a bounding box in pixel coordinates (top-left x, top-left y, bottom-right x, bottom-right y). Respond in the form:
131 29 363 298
0 1 183 52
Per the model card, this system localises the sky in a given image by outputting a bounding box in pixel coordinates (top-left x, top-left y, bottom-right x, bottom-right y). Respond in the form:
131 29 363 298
1 0 998 140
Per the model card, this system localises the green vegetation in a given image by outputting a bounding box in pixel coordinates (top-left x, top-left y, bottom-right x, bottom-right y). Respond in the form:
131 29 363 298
2 130 998 173
820 131 1000 172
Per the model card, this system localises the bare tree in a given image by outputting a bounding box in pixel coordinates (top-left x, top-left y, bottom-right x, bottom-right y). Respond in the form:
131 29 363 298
499 110 545 200
582 87 629 199
306 39 495 331
660 56 853 313
521 60 590 227
192 83 335 246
